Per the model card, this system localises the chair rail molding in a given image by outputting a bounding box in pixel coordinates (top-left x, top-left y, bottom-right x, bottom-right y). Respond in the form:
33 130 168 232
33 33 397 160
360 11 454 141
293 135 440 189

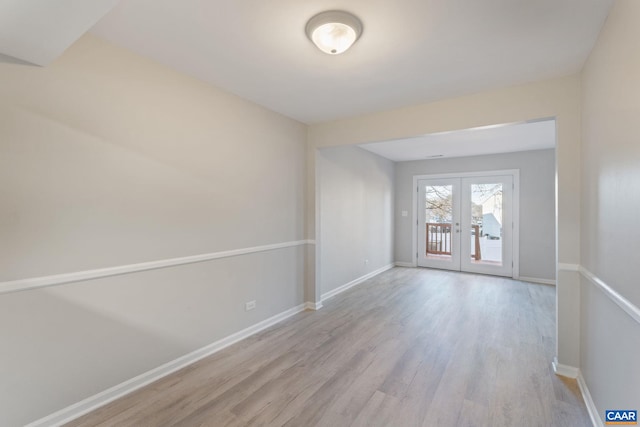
579 265 640 325
0 240 314 295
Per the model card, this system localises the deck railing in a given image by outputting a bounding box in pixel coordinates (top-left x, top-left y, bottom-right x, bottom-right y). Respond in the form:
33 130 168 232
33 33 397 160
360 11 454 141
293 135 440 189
425 223 452 255
426 223 481 260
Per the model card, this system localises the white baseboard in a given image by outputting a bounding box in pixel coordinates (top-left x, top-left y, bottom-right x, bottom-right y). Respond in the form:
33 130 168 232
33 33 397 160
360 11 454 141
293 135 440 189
552 359 601 427
518 276 556 286
577 372 603 427
304 301 323 310
552 357 579 379
26 303 308 427
394 262 415 268
321 264 394 302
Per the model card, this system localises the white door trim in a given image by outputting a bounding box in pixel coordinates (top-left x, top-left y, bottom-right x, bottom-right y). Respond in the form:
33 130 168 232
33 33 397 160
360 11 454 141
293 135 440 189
412 169 520 278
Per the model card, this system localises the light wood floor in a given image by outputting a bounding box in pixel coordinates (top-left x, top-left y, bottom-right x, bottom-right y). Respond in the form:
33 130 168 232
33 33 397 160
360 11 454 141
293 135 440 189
67 268 590 427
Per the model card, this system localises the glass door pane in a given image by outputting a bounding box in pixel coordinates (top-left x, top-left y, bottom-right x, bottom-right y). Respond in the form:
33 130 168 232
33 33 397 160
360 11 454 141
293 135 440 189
425 184 453 260
460 175 513 277
417 178 460 271
470 182 503 265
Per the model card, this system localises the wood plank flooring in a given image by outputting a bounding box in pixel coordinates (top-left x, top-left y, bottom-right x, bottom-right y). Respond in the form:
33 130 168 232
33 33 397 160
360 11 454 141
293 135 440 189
66 268 590 427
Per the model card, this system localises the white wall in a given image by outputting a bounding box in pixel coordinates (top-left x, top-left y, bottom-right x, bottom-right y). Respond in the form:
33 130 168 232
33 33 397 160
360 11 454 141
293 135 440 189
0 35 307 427
395 149 556 281
317 146 394 297
580 0 640 419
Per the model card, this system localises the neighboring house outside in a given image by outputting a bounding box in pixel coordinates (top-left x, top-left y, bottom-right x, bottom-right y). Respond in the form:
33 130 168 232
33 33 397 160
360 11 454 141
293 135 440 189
482 213 501 239
472 185 503 238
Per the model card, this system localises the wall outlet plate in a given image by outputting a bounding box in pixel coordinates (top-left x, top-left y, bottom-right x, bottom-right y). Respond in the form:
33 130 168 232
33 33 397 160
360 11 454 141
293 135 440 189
245 300 256 311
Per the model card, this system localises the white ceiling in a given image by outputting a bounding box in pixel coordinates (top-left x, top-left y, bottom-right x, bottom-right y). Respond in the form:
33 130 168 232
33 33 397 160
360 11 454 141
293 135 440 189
0 0 119 65
358 119 556 162
0 1 612 123
89 0 613 123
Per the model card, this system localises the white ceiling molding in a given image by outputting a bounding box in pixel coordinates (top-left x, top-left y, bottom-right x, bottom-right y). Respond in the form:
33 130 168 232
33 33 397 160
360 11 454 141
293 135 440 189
0 0 120 65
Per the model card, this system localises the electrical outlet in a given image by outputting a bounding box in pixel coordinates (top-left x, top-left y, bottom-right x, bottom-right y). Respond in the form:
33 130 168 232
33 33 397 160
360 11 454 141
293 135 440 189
365 259 369 265
245 300 256 311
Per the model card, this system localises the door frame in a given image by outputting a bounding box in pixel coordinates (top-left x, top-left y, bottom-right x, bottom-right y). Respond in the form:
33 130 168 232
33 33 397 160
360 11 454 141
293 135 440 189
411 169 520 278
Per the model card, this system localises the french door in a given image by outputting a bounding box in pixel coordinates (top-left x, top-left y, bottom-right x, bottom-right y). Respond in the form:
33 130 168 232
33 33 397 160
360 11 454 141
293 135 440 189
416 174 515 277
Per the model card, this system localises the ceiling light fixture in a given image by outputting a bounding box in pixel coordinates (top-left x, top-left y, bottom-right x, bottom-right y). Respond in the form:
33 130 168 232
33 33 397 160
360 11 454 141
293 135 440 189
305 10 362 55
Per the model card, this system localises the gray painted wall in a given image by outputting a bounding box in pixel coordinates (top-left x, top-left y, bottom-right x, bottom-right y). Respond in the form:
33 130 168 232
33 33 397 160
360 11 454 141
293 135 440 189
580 0 640 419
0 35 307 426
318 146 395 296
395 149 556 281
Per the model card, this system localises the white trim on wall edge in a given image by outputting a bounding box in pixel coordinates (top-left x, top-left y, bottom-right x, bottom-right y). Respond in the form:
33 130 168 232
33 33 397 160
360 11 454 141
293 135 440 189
321 264 394 302
25 302 309 427
552 359 602 427
578 266 640 325
304 301 323 310
577 372 604 427
557 263 639 324
553 263 637 427
394 262 415 268
0 240 314 296
557 263 580 271
518 276 556 286
552 356 579 379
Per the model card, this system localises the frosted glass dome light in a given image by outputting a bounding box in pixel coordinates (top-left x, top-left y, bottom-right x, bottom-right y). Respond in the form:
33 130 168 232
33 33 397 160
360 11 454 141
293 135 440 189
306 11 363 55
